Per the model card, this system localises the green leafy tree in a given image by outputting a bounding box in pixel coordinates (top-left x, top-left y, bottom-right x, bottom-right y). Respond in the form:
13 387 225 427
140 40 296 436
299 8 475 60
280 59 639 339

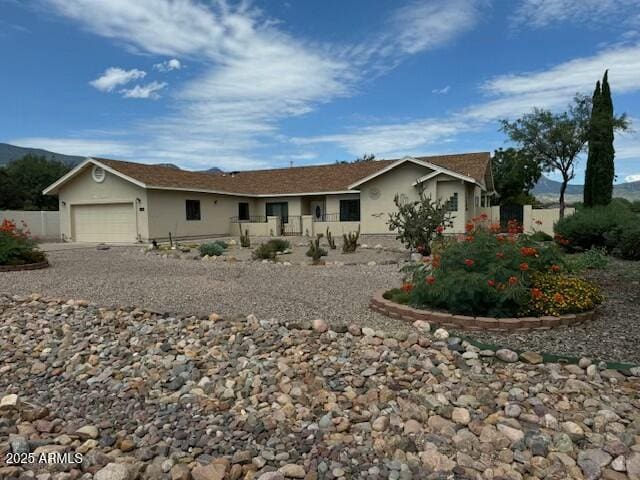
501 96 592 219
584 71 627 206
2 155 71 210
491 148 542 205
0 169 25 209
336 153 376 164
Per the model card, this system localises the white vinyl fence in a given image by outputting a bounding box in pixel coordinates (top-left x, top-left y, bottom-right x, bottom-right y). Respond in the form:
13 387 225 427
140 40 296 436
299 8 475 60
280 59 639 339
0 210 60 241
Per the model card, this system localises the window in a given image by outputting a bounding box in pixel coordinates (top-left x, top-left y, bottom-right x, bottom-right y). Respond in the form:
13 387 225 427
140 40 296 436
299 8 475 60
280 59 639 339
266 202 288 223
186 200 201 221
238 202 249 221
340 199 360 221
446 192 458 212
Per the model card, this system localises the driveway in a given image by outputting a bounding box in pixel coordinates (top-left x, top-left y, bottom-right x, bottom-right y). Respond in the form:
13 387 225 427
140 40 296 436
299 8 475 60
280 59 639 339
1 246 406 331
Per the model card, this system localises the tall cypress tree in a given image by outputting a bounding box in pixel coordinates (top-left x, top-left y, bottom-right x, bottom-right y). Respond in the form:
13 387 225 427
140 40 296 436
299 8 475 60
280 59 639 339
597 70 615 205
583 80 601 207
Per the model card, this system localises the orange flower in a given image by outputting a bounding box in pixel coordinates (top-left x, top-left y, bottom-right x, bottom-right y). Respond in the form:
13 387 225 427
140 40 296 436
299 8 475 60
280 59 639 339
487 279 496 287
531 288 543 299
480 213 488 221
508 276 518 286
465 222 474 232
431 254 441 269
426 275 436 285
553 293 564 303
490 223 501 233
496 252 505 259
465 235 474 242
520 247 537 257
401 283 413 293
550 264 561 273
436 225 444 234
519 262 529 271
464 258 475 267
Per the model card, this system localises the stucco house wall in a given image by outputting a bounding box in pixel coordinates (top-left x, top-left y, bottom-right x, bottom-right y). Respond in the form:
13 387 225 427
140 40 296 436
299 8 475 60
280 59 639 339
146 189 248 241
435 179 467 233
359 162 432 234
57 166 149 241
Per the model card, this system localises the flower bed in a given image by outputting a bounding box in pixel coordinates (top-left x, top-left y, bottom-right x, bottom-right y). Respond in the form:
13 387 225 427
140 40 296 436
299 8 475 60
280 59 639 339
0 219 48 270
384 216 603 323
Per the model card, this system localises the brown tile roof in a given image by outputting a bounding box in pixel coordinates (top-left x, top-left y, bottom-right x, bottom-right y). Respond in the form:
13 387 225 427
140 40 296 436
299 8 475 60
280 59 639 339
95 152 491 196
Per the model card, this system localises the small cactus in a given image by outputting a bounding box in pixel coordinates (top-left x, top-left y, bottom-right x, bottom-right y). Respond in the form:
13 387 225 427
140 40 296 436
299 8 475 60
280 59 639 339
342 225 360 253
239 226 251 248
326 227 336 249
306 234 327 263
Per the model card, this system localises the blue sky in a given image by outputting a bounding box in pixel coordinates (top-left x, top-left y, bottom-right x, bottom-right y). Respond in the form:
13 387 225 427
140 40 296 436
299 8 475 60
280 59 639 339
2 0 640 183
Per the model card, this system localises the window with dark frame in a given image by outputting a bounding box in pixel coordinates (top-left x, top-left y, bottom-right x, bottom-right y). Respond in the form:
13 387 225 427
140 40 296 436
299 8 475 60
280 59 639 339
446 192 459 212
339 199 360 222
238 202 249 221
186 199 201 221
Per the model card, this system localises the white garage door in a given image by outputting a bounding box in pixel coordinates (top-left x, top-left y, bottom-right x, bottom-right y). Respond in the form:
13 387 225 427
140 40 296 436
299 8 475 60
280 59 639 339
72 203 136 243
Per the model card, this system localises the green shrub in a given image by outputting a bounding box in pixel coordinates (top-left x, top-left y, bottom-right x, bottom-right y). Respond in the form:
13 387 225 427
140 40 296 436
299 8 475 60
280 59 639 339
618 225 640 260
198 242 225 257
406 221 568 317
267 238 290 252
306 235 327 261
564 247 609 273
0 219 46 265
213 240 228 249
554 203 636 252
530 230 553 242
253 243 277 260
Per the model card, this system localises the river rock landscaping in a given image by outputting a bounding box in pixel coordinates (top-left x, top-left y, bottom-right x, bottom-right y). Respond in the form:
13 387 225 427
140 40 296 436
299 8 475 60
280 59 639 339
2 294 640 480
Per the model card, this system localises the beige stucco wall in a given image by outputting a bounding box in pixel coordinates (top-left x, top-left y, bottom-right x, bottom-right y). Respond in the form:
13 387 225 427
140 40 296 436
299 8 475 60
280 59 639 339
254 196 302 218
435 179 467 233
359 162 433 234
57 165 148 241
146 189 253 240
524 206 574 235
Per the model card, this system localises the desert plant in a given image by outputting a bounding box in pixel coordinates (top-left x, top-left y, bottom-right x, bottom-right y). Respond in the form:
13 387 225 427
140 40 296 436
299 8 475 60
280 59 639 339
0 219 46 265
524 273 604 316
326 228 336 249
252 243 277 260
213 240 228 249
565 247 609 272
405 220 571 317
199 242 225 257
342 226 360 253
554 203 635 252
618 225 640 260
530 230 553 242
306 234 328 262
387 187 453 254
239 226 251 248
267 238 290 252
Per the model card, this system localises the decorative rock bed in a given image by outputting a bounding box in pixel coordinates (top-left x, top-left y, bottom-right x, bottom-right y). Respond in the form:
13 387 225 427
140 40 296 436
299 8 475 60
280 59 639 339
0 260 49 272
370 289 597 332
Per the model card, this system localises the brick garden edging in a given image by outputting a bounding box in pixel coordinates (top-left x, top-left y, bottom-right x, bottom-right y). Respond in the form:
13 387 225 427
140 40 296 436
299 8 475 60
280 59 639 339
0 261 49 272
370 289 596 332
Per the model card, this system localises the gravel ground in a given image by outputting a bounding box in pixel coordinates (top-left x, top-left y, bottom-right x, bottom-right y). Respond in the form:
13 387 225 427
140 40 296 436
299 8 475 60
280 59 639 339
459 258 640 365
0 246 407 332
2 295 639 479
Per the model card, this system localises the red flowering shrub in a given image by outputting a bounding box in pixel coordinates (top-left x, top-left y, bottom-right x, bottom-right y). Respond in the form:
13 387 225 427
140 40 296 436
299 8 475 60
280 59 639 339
399 218 600 317
0 219 46 265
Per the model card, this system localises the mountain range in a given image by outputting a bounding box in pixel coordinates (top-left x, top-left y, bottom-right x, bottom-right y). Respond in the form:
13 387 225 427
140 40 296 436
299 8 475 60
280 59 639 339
0 143 222 173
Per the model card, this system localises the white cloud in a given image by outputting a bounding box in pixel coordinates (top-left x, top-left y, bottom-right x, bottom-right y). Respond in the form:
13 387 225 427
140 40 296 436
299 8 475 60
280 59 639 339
432 85 451 95
512 0 640 29
121 81 167 99
625 174 640 182
8 137 137 158
154 58 182 71
90 67 146 92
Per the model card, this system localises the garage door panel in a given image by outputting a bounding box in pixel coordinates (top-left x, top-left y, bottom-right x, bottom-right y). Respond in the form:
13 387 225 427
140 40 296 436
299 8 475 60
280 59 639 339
72 203 136 243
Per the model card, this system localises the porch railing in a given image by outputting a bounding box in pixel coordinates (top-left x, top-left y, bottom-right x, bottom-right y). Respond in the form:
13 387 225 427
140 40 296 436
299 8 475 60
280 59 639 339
230 215 268 223
313 212 340 222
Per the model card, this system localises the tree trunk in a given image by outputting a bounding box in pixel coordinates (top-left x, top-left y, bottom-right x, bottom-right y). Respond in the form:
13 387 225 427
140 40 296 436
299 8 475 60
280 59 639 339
559 177 568 219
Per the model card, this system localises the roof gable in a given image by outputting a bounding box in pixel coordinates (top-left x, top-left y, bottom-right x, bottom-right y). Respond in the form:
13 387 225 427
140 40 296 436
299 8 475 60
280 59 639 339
44 152 491 196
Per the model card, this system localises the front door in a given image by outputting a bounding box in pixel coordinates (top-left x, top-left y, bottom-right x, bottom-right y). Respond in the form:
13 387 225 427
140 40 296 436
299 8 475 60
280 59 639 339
310 200 324 221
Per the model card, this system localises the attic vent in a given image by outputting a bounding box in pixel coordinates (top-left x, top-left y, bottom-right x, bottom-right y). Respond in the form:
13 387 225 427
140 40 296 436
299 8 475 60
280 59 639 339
92 165 106 183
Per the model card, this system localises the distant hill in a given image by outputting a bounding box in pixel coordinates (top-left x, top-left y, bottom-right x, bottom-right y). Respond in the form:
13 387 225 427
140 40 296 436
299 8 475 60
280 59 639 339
533 175 640 203
0 142 85 166
0 142 224 173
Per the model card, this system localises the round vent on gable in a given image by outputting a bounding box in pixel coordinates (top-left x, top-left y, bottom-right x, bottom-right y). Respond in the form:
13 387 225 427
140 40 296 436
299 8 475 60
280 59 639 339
368 187 381 200
92 165 106 183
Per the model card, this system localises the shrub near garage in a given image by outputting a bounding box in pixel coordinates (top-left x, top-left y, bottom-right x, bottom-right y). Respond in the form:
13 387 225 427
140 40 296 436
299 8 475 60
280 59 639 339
404 217 602 318
198 242 226 257
0 219 47 266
